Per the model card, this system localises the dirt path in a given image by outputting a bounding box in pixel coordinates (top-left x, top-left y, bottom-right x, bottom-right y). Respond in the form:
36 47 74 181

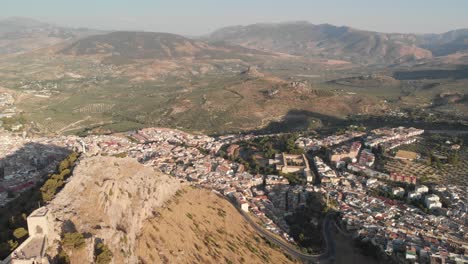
57 116 92 133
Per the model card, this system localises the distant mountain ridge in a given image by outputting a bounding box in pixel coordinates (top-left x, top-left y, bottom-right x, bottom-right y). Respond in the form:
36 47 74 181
0 17 103 55
60 31 272 62
417 29 468 56
1 18 467 65
207 21 468 64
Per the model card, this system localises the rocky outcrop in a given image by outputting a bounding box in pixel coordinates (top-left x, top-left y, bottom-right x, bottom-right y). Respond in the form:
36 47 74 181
240 66 265 79
46 156 181 263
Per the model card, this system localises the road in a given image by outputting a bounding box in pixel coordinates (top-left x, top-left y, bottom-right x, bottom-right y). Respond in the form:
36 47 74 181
227 196 336 263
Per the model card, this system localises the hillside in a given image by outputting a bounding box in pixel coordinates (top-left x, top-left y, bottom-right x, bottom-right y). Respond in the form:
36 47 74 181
60 31 272 63
208 21 433 64
417 29 468 56
0 17 101 55
329 74 400 87
46 156 181 263
136 187 296 264
42 156 294 264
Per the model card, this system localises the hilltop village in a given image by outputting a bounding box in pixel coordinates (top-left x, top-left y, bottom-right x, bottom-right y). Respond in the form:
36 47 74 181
0 126 467 264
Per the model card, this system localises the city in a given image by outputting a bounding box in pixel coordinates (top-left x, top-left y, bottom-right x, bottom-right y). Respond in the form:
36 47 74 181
1 125 466 263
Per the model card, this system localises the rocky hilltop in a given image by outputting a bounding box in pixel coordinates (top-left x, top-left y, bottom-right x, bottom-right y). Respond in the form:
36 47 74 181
46 156 181 263
40 155 295 264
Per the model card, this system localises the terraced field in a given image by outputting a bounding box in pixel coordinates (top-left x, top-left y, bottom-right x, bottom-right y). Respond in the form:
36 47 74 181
385 135 468 187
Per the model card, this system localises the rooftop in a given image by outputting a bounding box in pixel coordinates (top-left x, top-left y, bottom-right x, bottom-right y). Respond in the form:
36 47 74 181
12 236 46 260
29 207 48 217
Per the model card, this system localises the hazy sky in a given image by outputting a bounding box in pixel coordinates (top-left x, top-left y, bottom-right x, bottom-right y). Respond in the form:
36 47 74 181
2 0 468 35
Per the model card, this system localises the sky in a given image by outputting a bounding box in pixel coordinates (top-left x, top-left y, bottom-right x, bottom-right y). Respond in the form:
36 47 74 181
2 0 468 36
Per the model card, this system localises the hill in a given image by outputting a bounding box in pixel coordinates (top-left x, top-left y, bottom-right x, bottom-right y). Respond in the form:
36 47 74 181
43 156 293 263
417 29 468 56
46 156 181 263
208 21 433 64
136 187 296 264
0 17 101 55
60 31 272 63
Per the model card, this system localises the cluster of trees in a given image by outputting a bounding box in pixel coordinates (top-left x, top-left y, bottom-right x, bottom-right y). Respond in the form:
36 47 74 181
54 231 86 264
277 133 304 155
368 188 406 202
354 237 385 260
285 193 326 254
447 152 460 165
228 133 305 177
426 152 460 169
0 115 26 131
41 152 79 202
62 232 86 249
57 234 113 264
0 200 35 258
279 172 304 186
0 152 80 259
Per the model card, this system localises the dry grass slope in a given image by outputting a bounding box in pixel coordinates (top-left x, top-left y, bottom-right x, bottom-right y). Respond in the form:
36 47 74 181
136 187 296 264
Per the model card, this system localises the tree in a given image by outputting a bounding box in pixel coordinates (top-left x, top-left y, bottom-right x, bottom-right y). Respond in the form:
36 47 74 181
7 240 18 251
13 228 28 240
41 178 62 202
95 242 113 264
298 233 305 242
431 155 442 169
62 232 85 249
58 160 70 173
448 153 460 165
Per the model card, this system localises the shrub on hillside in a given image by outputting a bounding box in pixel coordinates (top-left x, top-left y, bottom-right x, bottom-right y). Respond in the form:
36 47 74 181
12 228 28 239
95 242 113 264
62 232 85 249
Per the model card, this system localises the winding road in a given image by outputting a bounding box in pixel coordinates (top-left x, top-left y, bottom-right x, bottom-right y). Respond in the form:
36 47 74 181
227 195 336 263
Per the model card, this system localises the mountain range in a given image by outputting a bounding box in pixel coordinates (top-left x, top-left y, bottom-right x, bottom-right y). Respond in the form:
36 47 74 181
1 18 467 65
0 17 102 55
60 31 271 64
208 21 468 64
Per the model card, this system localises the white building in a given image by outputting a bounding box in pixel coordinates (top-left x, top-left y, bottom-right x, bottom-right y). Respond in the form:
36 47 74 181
392 187 405 197
415 185 429 194
408 191 421 200
240 202 249 212
366 178 378 186
425 194 442 209
2 207 51 264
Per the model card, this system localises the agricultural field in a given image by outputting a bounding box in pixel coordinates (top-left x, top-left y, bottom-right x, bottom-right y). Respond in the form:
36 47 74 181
0 44 465 137
385 134 468 186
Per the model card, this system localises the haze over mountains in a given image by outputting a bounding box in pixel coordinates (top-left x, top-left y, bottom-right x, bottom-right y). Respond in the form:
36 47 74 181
1 17 467 65
0 17 102 55
0 17 466 136
208 21 468 64
60 31 271 64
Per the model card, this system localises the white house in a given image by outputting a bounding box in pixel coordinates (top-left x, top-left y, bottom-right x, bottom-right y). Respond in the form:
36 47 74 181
425 194 442 209
392 187 405 197
415 185 429 194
